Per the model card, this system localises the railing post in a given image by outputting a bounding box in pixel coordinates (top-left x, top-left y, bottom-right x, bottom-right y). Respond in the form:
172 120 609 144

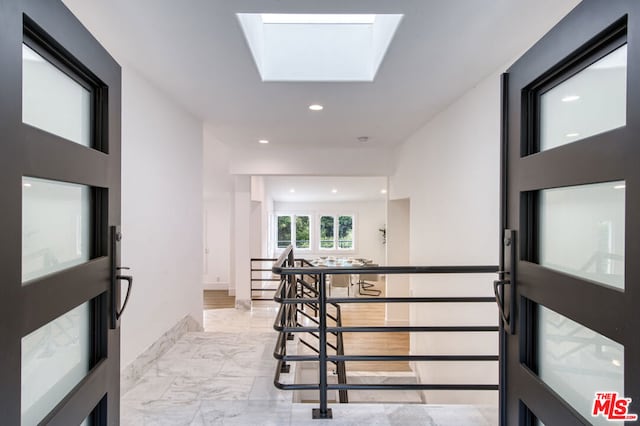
313 272 332 419
279 274 290 374
287 251 296 341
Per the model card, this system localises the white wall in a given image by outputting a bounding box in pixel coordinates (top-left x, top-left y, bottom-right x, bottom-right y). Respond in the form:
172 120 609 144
229 146 395 176
233 176 252 306
273 200 386 264
391 71 501 405
386 198 410 323
203 126 234 290
203 196 231 289
120 67 203 369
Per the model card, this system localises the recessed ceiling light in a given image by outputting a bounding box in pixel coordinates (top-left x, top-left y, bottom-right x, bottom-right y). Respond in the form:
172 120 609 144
331 188 338 194
614 184 626 190
561 95 580 102
261 14 376 25
565 132 580 138
309 104 324 111
258 139 269 144
289 188 295 193
380 189 387 194
23 183 32 188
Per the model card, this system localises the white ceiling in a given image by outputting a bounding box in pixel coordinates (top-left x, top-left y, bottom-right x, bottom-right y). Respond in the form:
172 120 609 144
266 176 387 202
63 0 579 151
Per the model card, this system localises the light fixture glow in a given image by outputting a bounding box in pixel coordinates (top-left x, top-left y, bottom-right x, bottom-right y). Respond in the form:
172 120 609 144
261 14 376 25
258 139 269 144
380 189 387 194
561 95 580 102
331 188 338 194
23 183 32 188
614 184 626 190
565 132 580 138
612 359 622 367
289 188 295 193
309 104 324 111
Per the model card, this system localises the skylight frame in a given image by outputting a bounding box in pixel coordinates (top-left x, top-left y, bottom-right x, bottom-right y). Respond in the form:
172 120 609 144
237 12 404 82
260 13 377 25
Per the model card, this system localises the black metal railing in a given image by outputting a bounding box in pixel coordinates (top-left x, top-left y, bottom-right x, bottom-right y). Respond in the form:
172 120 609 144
272 245 500 419
250 258 280 301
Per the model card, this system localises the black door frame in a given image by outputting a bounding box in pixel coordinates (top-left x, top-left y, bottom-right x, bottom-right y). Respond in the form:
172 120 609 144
500 0 640 424
0 1 121 424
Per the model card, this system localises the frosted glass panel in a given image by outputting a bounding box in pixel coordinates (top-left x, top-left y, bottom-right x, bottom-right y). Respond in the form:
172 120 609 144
22 44 91 146
21 302 91 426
22 177 91 282
540 44 626 151
538 306 623 426
538 182 625 289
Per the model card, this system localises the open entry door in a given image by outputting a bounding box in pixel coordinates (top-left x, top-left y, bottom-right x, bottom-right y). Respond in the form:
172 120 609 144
500 1 640 424
0 1 124 424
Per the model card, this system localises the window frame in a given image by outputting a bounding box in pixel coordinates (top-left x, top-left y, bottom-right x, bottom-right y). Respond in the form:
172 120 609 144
317 213 356 253
275 213 312 251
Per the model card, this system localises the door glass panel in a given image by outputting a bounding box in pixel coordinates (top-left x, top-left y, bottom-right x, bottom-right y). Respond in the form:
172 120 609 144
21 302 91 426
538 181 625 289
22 44 91 147
22 177 91 283
538 305 623 426
540 44 627 151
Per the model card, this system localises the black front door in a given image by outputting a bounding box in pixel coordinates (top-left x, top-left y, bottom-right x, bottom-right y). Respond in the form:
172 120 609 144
501 0 640 424
0 1 123 424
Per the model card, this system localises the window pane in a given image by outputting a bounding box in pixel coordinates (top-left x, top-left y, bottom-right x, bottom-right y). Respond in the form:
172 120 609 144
22 177 92 283
277 216 291 248
538 181 625 289
539 44 626 152
295 216 310 249
338 216 353 249
22 44 92 147
22 302 91 426
320 216 334 249
537 305 623 426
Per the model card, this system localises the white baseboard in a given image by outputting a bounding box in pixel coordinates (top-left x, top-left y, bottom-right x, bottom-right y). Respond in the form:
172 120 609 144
121 315 202 394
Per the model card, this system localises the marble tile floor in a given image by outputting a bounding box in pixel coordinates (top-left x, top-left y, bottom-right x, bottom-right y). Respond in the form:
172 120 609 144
121 307 497 425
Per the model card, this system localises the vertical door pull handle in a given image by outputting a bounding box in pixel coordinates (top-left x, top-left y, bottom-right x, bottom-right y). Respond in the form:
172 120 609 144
493 277 510 327
115 273 133 320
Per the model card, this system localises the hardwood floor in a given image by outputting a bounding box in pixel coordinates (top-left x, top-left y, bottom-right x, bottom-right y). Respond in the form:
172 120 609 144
204 280 410 372
337 280 410 372
203 290 235 309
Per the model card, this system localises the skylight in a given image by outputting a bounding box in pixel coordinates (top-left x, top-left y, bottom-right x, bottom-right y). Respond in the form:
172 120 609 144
237 13 403 82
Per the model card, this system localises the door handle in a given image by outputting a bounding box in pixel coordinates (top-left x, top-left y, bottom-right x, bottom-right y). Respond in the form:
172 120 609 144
111 226 134 329
497 229 516 334
493 276 511 327
115 271 133 320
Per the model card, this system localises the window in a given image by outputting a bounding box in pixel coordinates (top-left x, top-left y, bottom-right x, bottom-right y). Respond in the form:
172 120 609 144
338 215 354 249
296 216 310 248
275 213 355 251
277 216 291 248
320 216 335 249
319 215 354 251
277 214 310 249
